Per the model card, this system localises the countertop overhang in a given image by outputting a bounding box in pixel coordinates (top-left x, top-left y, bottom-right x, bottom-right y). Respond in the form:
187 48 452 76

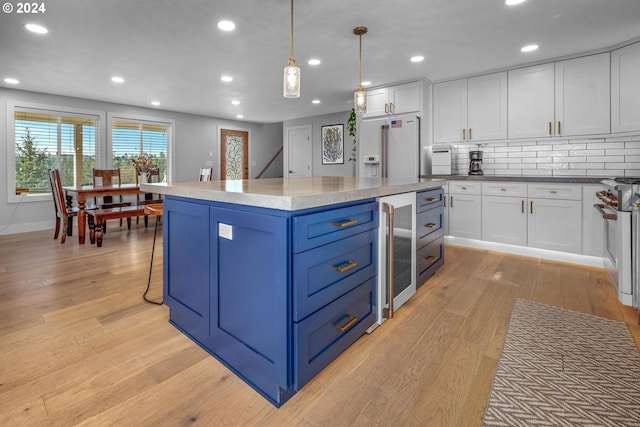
141 176 445 211
426 175 611 184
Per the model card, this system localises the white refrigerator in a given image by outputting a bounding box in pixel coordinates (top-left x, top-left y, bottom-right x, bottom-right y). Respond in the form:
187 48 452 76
358 115 422 180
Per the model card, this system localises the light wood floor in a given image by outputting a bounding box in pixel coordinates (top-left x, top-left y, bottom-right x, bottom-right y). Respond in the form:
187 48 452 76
1 225 639 427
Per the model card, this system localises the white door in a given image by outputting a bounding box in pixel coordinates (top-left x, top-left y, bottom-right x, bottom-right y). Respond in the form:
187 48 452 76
612 41 640 133
555 53 610 136
528 198 582 254
508 63 555 138
387 116 419 180
433 78 467 143
482 196 527 246
286 124 312 177
467 71 508 141
448 194 482 240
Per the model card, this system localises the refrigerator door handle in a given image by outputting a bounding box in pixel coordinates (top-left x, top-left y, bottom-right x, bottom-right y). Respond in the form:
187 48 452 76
381 124 389 178
382 202 394 319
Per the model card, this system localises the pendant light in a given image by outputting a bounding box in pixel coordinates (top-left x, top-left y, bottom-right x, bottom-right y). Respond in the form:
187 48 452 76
353 26 368 114
283 0 300 98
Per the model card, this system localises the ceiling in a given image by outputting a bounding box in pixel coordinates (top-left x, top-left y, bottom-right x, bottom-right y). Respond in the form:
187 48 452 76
1 0 640 124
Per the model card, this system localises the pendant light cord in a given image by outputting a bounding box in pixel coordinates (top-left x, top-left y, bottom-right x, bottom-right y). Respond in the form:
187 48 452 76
358 32 362 86
289 0 294 63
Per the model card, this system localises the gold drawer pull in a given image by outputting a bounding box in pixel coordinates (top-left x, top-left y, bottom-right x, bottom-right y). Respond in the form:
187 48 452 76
334 219 358 227
460 186 467 190
500 188 507 192
424 255 438 263
549 190 557 194
424 197 438 202
424 223 437 229
335 260 358 273
336 315 358 332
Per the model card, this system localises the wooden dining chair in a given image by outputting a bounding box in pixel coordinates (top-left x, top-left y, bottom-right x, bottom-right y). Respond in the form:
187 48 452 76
136 168 163 227
48 169 79 244
92 168 132 230
199 167 213 181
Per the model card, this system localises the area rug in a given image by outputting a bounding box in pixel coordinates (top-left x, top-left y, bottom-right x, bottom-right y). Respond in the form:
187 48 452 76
483 298 640 427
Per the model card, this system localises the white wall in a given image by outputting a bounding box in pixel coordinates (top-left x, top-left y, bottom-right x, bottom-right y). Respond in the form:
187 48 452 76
282 110 355 177
0 88 283 234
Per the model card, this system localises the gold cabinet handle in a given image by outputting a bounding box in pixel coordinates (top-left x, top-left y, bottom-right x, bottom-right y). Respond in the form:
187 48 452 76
469 128 472 140
550 190 557 194
500 188 507 192
424 255 438 263
521 200 524 214
450 195 454 208
333 219 358 227
461 186 467 190
530 201 533 214
389 102 394 113
444 195 447 207
424 223 437 229
335 315 358 332
549 121 552 136
424 197 438 202
462 128 466 140
335 260 358 273
557 121 561 135
384 103 389 114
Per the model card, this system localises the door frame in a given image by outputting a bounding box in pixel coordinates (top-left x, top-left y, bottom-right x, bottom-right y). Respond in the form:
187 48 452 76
218 126 251 180
283 124 312 177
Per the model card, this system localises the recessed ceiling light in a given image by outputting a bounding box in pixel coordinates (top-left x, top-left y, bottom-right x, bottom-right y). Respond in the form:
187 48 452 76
308 59 321 66
521 44 539 53
217 20 236 31
151 101 160 106
231 100 240 105
4 78 19 85
505 0 526 5
24 23 48 34
111 76 125 83
362 81 372 86
312 99 320 104
236 114 244 119
221 75 233 82
410 55 425 63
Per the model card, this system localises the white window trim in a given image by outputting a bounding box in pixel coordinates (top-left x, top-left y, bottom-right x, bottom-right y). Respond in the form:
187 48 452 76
6 99 105 204
107 112 175 183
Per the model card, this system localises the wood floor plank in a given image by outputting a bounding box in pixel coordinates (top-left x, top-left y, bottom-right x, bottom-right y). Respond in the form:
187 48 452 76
0 229 637 427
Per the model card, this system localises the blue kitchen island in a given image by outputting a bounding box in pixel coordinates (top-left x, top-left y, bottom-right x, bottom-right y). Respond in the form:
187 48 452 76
141 176 444 407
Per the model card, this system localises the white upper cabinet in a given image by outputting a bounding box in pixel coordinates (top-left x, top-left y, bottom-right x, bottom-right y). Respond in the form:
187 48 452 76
433 79 467 142
612 41 640 133
433 71 507 143
508 63 555 139
508 53 610 139
555 52 610 136
468 72 508 141
363 81 422 119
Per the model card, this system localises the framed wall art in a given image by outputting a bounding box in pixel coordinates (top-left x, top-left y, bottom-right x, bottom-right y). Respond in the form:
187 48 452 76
321 124 344 165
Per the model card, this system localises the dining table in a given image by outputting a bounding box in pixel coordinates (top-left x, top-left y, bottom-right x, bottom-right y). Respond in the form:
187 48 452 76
63 183 140 244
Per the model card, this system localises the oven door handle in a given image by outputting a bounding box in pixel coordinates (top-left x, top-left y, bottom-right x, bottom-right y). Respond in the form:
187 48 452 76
593 203 617 220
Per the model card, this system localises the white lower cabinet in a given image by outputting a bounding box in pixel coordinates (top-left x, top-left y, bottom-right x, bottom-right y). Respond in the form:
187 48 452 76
482 196 527 246
448 182 481 240
527 197 582 254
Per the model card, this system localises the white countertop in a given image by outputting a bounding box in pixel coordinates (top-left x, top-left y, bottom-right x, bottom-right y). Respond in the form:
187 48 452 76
141 176 445 211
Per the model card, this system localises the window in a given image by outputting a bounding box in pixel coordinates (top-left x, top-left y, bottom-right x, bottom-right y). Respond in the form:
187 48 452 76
9 102 102 203
111 119 171 184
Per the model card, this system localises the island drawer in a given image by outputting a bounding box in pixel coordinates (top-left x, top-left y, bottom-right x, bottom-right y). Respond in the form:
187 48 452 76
293 201 378 253
293 229 376 321
416 237 444 287
416 206 444 248
294 277 375 389
416 187 444 212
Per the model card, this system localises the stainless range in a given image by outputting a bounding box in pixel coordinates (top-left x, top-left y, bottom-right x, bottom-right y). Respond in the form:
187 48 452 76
595 178 640 309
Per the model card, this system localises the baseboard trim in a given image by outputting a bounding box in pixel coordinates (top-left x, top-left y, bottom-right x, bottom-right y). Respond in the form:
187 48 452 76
0 220 53 236
444 236 605 268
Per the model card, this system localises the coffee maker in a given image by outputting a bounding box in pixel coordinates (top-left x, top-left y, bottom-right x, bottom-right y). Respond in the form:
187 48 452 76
469 148 483 175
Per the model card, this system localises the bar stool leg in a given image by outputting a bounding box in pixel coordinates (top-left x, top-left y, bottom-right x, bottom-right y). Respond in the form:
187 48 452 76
143 215 163 305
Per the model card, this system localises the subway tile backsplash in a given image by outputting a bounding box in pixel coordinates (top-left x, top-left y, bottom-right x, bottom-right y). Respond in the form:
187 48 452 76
436 134 640 177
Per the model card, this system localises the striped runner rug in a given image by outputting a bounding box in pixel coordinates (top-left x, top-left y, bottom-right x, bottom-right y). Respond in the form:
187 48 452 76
483 299 640 427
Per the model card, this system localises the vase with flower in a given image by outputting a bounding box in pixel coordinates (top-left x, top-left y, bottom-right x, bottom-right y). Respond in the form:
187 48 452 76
131 154 158 184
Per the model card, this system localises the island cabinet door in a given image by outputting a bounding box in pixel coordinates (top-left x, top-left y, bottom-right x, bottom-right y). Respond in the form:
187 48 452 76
163 198 210 344
208 206 292 407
